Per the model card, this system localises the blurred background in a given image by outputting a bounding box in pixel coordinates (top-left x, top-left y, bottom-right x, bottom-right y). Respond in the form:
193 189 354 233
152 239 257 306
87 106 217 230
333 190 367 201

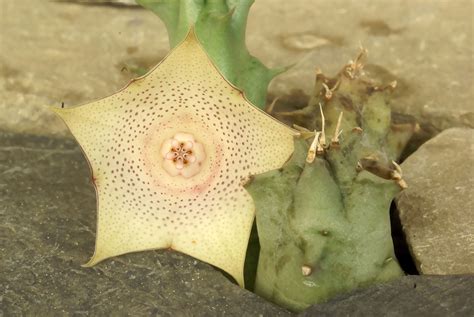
0 0 472 139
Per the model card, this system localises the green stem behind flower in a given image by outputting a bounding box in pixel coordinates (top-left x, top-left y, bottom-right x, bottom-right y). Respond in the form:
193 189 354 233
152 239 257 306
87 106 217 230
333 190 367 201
137 0 283 109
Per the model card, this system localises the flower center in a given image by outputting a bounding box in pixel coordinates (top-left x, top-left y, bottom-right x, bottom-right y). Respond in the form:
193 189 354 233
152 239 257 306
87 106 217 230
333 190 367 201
160 133 206 178
166 141 195 169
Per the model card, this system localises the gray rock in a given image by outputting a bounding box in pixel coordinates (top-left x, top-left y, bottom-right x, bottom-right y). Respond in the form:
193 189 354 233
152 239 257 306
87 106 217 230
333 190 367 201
1 0 472 138
0 0 166 137
0 132 289 316
300 275 474 317
396 128 474 274
259 0 473 136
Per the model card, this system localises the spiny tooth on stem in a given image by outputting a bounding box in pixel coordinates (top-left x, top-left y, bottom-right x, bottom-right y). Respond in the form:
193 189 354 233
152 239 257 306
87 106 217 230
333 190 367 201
319 103 326 148
391 161 408 189
358 156 409 187
315 68 322 75
316 136 324 156
331 111 344 145
322 83 332 99
293 124 311 132
391 160 402 174
346 47 368 78
390 161 402 181
301 265 313 276
322 78 341 100
391 171 402 181
277 105 315 120
265 96 280 114
316 142 324 156
306 131 321 163
397 179 408 189
293 124 313 139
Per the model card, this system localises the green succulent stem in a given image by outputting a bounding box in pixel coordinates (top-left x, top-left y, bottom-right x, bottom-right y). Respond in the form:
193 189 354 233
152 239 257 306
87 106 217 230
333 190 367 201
137 0 280 109
245 54 416 311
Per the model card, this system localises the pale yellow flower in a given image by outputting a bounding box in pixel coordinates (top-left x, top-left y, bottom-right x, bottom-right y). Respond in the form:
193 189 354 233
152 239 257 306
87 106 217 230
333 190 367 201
51 30 296 286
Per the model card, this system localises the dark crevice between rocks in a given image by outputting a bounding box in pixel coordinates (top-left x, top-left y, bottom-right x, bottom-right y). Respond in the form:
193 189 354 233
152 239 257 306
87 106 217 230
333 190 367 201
399 121 440 162
390 201 418 275
244 220 260 291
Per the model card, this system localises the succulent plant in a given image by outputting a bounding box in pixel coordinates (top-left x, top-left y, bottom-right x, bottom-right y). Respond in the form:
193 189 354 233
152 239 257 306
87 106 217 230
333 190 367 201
245 52 417 311
137 0 283 109
52 1 419 309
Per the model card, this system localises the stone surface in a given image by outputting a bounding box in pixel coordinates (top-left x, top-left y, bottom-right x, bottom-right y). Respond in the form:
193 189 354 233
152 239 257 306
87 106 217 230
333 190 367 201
260 0 473 134
301 275 474 316
396 128 474 274
0 132 289 316
0 0 472 138
0 0 167 137
1 130 472 316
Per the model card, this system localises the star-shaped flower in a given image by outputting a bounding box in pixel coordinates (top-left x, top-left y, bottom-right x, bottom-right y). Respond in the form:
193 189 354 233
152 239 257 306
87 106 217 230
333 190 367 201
52 30 296 286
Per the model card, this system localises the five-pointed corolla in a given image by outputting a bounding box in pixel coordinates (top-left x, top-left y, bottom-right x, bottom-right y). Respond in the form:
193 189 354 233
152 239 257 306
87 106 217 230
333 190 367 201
51 30 297 287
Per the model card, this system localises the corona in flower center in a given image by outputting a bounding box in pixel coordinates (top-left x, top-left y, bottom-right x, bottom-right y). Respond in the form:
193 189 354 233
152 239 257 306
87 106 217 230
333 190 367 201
160 133 206 178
